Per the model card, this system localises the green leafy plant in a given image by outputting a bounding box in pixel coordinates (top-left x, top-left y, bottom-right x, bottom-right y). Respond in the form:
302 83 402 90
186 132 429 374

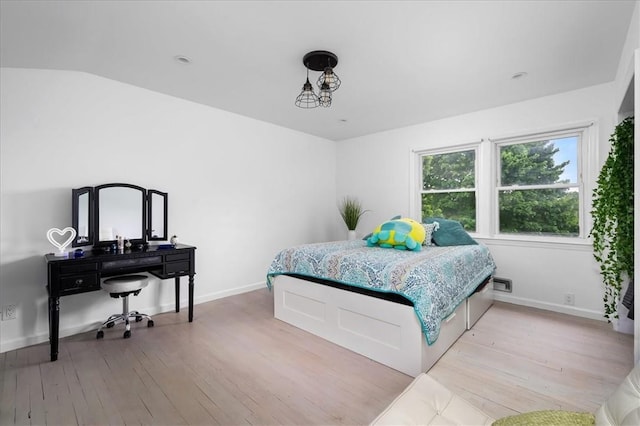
338 197 368 231
590 116 634 321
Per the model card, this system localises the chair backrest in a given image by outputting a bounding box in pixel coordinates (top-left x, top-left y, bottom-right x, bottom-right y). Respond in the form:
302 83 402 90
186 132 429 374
595 362 640 425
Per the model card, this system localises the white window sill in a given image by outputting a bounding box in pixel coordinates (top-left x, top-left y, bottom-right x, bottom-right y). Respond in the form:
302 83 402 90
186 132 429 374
472 234 592 251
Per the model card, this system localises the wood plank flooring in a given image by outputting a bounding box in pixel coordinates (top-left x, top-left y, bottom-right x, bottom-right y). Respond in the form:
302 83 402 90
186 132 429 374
429 302 634 419
0 288 634 425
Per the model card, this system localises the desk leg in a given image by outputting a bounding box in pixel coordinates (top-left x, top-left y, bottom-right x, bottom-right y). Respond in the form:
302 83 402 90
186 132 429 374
188 274 194 322
48 296 59 362
174 277 180 313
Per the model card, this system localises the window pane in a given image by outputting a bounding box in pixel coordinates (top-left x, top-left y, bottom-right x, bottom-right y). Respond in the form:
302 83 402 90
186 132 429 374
500 137 578 186
422 192 476 231
423 150 475 190
499 188 579 236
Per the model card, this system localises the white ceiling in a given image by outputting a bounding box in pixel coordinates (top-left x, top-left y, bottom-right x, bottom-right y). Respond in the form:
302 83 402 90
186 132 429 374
0 1 635 141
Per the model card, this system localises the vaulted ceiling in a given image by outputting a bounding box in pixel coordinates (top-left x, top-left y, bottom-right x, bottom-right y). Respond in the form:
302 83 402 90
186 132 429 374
0 1 635 141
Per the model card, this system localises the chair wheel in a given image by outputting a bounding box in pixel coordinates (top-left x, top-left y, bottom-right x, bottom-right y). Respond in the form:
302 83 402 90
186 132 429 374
96 330 104 339
147 320 154 328
123 330 131 339
135 316 142 322
106 322 114 328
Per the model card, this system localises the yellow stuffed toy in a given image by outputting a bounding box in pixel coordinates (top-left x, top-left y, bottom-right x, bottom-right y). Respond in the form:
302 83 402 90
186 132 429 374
366 218 426 251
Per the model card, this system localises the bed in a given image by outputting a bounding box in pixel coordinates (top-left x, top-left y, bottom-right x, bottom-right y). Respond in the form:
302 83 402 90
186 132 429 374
266 240 496 377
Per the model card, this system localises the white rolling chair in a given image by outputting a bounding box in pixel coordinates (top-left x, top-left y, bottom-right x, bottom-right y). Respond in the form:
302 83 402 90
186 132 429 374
96 274 154 339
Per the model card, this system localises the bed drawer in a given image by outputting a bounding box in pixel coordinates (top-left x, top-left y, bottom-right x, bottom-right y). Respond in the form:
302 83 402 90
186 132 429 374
466 280 494 329
422 301 467 368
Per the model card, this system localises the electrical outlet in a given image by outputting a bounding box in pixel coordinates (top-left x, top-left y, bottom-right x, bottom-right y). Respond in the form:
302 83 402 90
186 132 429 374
2 304 17 320
563 293 575 306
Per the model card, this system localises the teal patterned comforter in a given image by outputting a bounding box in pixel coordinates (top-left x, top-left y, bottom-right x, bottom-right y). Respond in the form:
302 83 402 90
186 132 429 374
267 240 496 345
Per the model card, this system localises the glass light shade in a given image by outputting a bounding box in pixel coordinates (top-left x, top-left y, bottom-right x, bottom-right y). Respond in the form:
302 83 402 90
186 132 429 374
317 67 341 92
295 78 319 108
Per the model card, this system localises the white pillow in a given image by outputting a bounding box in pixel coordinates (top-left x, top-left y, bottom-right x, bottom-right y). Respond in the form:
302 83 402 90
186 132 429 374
422 222 439 246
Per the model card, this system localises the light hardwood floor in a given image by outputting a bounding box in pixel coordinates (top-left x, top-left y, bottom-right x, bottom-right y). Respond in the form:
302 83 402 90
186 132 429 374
0 288 634 425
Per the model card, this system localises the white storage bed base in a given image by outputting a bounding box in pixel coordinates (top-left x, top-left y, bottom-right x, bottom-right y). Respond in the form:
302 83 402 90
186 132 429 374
272 275 493 377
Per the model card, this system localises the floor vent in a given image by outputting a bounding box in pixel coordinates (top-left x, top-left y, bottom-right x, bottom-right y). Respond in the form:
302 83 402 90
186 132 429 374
493 277 512 293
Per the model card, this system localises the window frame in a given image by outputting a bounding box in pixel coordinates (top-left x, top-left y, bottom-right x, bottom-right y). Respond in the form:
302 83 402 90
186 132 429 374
415 142 480 233
490 123 593 242
410 122 595 246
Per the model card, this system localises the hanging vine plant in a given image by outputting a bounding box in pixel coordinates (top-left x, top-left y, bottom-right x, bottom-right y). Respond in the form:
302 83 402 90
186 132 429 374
591 116 634 321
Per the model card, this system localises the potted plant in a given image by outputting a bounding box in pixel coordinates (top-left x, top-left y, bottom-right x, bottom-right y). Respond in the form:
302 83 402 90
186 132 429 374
338 197 368 240
590 116 634 323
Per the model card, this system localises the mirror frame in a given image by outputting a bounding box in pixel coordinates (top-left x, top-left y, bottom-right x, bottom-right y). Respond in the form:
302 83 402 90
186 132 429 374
72 187 94 247
148 190 168 241
72 183 169 249
94 183 147 248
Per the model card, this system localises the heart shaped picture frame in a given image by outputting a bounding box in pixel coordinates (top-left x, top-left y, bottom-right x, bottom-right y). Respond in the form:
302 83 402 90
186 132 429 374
47 227 77 255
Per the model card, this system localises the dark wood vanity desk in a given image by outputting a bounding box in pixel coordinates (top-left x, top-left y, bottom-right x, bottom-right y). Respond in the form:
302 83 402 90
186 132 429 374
45 244 196 361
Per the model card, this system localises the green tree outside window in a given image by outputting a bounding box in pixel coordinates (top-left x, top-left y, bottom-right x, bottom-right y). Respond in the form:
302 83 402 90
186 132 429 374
420 135 580 236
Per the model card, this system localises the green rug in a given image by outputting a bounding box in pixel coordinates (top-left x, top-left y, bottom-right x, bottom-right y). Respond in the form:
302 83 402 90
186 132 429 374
493 410 595 426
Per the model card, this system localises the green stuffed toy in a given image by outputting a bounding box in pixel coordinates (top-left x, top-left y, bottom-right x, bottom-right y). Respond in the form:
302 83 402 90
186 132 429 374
366 218 426 251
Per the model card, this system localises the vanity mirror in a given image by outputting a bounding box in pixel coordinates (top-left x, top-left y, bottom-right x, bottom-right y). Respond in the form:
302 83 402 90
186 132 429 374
95 183 146 246
148 190 168 241
71 183 169 248
71 187 93 247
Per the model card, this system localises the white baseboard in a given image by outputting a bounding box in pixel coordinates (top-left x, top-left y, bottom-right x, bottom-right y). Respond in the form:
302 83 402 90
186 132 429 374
494 292 605 321
193 281 266 306
0 281 268 354
2 283 605 354
0 303 190 353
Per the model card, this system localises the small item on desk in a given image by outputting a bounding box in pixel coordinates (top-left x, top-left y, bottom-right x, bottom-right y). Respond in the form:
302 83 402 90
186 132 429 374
157 244 175 249
125 239 132 250
74 248 84 258
46 226 77 256
117 235 124 251
170 235 178 246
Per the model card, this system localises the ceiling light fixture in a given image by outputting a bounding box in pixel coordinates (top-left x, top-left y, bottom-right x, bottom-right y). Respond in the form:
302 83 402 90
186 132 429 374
295 67 320 108
295 50 340 109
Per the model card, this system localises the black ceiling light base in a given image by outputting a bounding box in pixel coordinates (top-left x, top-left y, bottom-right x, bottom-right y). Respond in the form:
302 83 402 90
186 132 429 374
303 50 338 71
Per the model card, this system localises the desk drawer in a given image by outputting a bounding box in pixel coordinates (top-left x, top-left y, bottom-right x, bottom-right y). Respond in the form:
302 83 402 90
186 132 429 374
60 273 99 293
166 253 190 262
166 261 190 276
60 262 98 274
102 256 162 270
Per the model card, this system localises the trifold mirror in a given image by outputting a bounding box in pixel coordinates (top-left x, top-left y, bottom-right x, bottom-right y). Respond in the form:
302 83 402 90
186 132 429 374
72 183 168 248
72 187 94 247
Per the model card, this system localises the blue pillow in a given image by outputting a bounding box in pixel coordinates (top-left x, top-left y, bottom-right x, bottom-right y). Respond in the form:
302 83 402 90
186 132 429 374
423 217 477 246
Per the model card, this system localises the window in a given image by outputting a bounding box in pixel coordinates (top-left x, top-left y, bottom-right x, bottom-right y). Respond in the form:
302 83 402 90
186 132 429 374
496 131 582 237
420 148 477 231
413 123 591 242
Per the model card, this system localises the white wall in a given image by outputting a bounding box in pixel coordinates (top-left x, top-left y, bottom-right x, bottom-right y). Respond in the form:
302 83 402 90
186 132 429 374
614 1 639 118
0 67 338 352
611 0 639 364
336 83 616 320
